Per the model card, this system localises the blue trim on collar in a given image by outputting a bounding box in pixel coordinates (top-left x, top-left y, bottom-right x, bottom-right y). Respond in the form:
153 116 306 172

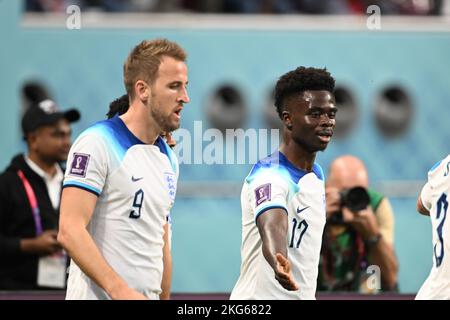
109 114 145 147
154 135 169 157
248 151 324 185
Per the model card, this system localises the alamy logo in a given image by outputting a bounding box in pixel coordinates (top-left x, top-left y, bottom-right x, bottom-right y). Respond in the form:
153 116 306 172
171 121 279 165
366 265 381 291
366 5 381 30
66 5 81 30
69 153 90 177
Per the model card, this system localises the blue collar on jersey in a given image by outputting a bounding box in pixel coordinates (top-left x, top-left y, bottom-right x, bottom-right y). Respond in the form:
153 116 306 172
111 114 174 167
248 151 324 184
153 135 171 159
278 151 324 182
111 114 146 146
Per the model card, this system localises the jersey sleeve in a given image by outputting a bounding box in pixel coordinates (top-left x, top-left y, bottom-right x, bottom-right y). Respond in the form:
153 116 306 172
420 182 433 211
247 169 289 222
63 132 108 197
420 157 449 211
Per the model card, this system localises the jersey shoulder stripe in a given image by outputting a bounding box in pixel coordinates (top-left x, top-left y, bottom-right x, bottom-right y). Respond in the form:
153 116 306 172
246 151 324 185
80 115 145 162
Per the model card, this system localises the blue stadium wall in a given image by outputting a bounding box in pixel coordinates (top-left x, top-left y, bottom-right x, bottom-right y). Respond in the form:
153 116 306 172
1 1 449 294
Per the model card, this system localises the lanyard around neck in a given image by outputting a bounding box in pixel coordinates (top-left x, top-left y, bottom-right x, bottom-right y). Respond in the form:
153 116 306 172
17 170 43 235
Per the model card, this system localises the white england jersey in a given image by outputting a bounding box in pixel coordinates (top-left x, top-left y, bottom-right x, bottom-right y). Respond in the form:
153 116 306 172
230 151 326 300
63 115 178 300
416 154 450 300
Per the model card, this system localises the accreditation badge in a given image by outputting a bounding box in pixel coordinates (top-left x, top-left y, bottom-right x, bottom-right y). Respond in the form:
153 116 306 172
37 251 67 288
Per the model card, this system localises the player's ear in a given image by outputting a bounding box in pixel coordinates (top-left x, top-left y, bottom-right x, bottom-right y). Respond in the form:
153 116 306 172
282 110 293 130
135 80 150 102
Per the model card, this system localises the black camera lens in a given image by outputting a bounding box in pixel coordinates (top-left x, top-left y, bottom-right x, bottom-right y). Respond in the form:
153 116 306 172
340 186 370 212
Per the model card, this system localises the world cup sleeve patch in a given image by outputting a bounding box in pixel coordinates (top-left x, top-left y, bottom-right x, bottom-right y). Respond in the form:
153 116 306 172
255 183 271 207
69 153 90 177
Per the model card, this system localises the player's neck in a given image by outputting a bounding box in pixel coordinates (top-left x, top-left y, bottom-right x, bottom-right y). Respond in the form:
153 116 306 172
120 104 160 145
27 152 57 176
279 141 316 172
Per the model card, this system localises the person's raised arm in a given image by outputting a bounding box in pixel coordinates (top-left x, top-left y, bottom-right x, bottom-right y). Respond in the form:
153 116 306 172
57 187 147 300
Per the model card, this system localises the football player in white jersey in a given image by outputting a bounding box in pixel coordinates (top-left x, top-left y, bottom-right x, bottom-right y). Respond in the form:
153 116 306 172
105 93 177 300
416 155 450 300
57 39 189 300
231 67 337 300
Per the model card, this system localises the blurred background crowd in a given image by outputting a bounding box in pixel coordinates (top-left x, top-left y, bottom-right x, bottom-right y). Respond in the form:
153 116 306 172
25 0 449 15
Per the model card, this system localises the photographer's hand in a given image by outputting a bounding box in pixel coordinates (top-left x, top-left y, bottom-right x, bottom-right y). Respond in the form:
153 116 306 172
342 206 380 239
343 205 399 290
325 187 341 219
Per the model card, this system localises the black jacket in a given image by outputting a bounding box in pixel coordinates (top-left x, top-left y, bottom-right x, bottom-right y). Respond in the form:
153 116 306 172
0 154 60 289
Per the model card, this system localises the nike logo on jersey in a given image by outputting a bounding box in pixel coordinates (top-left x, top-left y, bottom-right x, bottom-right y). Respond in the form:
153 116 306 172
131 176 143 182
297 206 310 214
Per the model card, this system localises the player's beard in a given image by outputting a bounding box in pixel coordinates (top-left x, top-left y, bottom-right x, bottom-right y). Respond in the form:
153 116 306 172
150 104 179 133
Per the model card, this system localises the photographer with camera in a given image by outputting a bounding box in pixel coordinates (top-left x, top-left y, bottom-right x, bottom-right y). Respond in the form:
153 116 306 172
317 155 398 293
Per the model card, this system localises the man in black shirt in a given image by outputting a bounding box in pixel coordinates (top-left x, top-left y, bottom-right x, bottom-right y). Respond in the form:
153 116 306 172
0 99 80 289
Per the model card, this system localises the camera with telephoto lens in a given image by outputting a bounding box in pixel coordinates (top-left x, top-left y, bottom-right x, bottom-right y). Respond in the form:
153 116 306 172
328 186 371 225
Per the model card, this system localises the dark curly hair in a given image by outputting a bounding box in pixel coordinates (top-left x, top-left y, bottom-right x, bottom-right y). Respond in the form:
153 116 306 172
107 94 129 119
274 67 335 118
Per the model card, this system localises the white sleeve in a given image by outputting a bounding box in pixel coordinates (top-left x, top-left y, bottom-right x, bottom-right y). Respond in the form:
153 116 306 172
420 155 450 211
247 170 289 221
420 182 433 211
63 132 108 196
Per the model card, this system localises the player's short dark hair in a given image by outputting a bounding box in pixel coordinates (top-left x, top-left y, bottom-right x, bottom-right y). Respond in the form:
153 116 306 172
274 67 335 118
107 94 129 119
